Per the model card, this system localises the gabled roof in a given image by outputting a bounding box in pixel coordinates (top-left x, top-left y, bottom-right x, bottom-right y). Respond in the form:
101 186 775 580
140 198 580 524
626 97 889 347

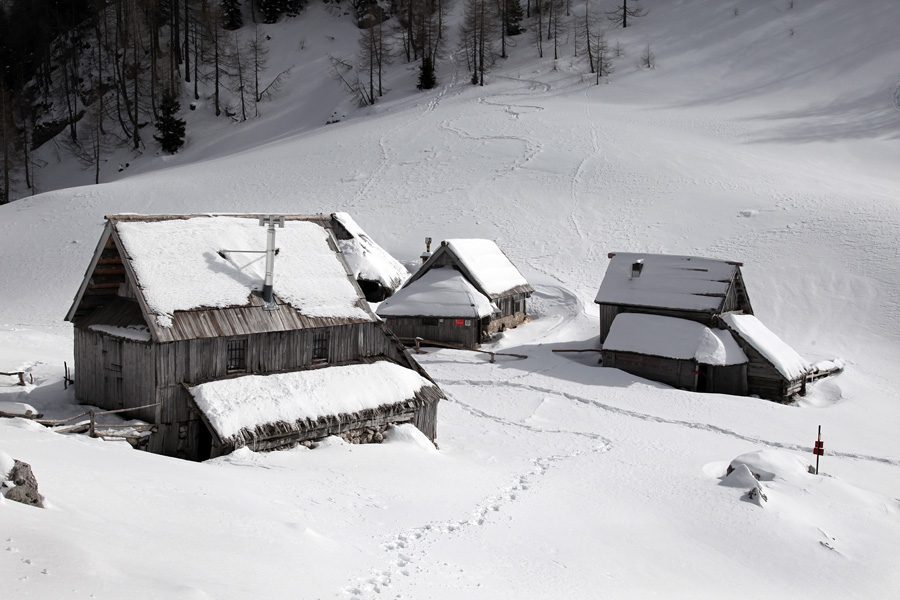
66 214 375 342
376 268 496 319
720 314 810 380
332 212 409 292
604 313 748 366
595 252 744 313
404 239 533 300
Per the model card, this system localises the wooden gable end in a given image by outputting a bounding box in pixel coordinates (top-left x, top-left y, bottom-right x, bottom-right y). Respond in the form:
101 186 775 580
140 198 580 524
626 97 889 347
65 223 154 334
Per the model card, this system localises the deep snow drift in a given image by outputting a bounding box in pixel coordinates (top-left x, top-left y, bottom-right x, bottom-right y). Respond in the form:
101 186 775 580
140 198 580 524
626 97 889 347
2 1 899 598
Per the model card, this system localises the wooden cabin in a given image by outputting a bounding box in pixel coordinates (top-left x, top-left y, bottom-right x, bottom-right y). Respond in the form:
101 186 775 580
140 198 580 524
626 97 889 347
601 313 748 395
377 239 533 349
65 214 443 461
596 252 811 402
594 253 753 344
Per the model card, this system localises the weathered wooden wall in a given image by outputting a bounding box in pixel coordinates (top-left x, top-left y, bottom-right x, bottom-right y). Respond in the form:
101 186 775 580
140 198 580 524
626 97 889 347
73 328 155 416
602 350 697 390
706 364 748 396
382 316 480 349
740 344 803 402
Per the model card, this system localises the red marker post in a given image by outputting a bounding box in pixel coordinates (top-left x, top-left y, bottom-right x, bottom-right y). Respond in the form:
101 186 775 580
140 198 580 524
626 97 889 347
813 425 824 475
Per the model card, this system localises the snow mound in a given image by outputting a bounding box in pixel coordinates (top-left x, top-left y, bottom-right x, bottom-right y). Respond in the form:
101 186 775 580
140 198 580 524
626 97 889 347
382 423 438 452
721 463 762 489
729 449 813 482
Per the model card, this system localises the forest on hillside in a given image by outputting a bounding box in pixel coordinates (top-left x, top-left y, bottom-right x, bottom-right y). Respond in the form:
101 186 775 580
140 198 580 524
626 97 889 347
0 0 646 204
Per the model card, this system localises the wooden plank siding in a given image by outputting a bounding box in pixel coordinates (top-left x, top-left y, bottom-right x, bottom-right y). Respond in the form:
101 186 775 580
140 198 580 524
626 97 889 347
602 350 698 390
73 328 155 416
382 316 481 349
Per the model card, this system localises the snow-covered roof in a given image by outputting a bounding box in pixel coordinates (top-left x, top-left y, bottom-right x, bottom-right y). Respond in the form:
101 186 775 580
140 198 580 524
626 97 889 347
721 314 810 380
188 361 434 443
604 313 748 366
333 212 409 291
440 239 531 298
376 268 495 318
114 216 372 325
595 253 742 312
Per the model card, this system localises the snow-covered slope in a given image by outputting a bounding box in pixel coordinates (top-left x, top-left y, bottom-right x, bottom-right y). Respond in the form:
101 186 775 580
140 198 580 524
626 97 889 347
2 1 899 598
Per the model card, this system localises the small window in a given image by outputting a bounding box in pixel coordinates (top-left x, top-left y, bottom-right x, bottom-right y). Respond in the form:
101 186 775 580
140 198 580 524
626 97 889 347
227 338 247 372
422 317 439 326
312 330 329 363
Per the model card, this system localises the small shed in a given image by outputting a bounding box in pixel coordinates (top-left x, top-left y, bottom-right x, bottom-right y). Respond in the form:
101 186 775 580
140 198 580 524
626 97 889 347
376 239 533 348
602 313 748 395
595 253 753 343
331 212 409 302
65 214 444 461
719 313 810 402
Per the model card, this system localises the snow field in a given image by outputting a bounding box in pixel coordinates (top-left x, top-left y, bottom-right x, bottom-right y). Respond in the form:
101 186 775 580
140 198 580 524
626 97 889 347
2 1 900 598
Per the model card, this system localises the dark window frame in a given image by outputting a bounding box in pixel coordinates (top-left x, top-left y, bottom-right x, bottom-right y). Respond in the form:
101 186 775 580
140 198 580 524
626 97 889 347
312 330 329 363
422 317 439 326
227 337 248 373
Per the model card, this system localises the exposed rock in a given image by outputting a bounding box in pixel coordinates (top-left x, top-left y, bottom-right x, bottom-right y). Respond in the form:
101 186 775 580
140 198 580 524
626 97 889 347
2 460 45 508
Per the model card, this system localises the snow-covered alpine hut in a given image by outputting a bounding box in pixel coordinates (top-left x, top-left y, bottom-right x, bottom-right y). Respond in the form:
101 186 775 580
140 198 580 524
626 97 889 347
596 252 811 402
376 239 533 349
330 212 409 302
65 214 443 461
594 252 754 344
601 313 748 395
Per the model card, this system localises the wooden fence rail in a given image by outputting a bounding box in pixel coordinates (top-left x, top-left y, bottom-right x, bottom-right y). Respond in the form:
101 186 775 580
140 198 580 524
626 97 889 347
1 371 30 386
399 338 527 363
34 402 160 439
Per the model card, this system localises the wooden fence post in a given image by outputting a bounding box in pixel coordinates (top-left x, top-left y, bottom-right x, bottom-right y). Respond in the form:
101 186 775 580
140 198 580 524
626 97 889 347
89 410 96 438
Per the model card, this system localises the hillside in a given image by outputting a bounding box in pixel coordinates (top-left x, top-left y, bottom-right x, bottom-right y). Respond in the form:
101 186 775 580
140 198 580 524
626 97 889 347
2 1 900 598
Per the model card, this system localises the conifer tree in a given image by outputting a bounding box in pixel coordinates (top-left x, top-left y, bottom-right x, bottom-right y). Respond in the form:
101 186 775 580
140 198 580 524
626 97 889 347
221 0 243 30
153 90 187 153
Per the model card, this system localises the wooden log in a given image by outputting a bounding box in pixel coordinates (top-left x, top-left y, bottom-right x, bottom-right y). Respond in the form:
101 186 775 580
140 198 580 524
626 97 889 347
551 349 604 353
0 371 28 386
0 409 44 420
397 338 526 361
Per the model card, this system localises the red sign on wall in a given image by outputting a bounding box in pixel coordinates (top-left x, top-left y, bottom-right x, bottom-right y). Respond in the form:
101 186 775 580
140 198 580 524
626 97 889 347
455 319 465 327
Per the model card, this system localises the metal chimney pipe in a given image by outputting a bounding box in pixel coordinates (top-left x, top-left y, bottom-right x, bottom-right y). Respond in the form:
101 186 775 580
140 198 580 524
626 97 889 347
420 237 433 264
259 215 285 310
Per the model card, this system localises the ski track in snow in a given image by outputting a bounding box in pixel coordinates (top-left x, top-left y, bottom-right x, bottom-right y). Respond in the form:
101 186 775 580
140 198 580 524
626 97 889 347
439 379 900 468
